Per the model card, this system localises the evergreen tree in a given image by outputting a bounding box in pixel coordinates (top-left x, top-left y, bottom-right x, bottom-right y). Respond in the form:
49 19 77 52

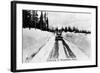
65 27 67 32
39 12 44 30
46 17 49 30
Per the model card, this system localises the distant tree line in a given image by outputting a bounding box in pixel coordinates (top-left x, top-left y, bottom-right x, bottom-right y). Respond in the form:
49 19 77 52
60 26 91 34
47 26 91 34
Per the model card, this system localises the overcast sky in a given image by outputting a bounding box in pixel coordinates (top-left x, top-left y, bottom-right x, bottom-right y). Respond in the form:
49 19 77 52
47 11 91 30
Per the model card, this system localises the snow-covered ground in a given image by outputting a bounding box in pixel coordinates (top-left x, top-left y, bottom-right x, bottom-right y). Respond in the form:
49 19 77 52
62 32 91 58
22 29 91 63
22 28 53 63
63 38 89 60
30 36 55 63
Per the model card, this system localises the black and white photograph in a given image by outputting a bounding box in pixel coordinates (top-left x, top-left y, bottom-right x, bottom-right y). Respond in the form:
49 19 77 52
22 10 91 63
11 1 97 72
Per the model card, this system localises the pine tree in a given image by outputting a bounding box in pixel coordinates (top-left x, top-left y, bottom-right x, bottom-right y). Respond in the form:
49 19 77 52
39 12 44 30
46 17 49 30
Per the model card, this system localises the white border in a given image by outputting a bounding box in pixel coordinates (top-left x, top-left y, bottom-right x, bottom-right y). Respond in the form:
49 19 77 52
16 4 96 70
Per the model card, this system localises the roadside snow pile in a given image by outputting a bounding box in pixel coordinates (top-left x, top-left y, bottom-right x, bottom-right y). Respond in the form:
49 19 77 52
22 28 53 63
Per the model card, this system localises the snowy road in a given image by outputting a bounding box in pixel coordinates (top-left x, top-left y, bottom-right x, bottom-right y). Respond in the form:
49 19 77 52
31 36 55 62
25 35 89 63
63 38 89 60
